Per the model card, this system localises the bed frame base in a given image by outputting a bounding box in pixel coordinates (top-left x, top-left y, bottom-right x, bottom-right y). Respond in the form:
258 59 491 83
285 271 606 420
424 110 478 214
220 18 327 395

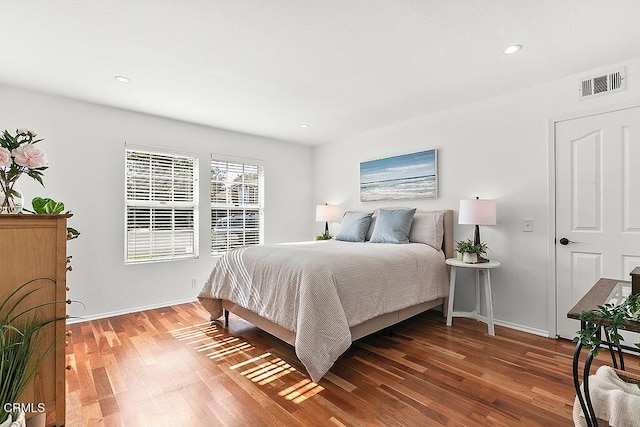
220 298 445 347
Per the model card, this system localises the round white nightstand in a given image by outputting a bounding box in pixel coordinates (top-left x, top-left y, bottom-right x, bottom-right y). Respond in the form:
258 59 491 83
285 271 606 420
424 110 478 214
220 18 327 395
445 258 500 336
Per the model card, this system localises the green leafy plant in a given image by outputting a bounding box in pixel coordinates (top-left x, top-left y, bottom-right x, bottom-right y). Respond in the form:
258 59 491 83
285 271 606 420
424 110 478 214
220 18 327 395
67 227 80 241
574 293 640 389
315 230 333 241
0 279 65 424
455 239 488 255
30 197 81 241
31 197 65 215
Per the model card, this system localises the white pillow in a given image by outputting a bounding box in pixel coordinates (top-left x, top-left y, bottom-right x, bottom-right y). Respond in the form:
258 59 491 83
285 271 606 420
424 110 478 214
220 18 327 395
409 210 446 250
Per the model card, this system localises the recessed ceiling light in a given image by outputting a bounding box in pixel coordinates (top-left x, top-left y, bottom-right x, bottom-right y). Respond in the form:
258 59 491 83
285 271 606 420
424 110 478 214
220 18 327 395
300 124 309 128
503 44 522 55
114 75 130 83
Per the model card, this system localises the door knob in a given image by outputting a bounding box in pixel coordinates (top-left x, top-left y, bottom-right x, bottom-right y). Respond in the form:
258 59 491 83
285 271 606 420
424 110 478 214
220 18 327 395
559 237 578 245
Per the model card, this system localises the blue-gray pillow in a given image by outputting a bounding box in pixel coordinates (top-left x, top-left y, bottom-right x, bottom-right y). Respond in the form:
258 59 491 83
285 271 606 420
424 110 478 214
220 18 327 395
369 208 417 244
335 211 373 242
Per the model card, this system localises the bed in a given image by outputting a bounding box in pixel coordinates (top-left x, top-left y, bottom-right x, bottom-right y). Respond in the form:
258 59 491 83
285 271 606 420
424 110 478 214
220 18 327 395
198 209 453 382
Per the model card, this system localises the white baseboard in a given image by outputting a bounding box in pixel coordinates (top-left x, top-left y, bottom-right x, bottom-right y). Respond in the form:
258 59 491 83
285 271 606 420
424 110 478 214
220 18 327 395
494 319 550 338
66 297 198 324
66 299 553 340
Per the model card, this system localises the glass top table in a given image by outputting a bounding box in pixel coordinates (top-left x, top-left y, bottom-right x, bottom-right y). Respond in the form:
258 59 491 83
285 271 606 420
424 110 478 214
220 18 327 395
567 277 639 333
566 277 639 426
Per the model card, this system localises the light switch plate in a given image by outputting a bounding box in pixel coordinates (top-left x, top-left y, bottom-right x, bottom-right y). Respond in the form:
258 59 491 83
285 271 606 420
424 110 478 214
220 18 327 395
522 218 533 232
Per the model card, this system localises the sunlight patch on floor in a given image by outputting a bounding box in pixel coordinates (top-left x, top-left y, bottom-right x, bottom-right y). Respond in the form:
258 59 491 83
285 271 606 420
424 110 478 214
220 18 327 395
170 322 323 404
168 321 214 335
278 379 325 403
230 352 272 369
206 340 254 359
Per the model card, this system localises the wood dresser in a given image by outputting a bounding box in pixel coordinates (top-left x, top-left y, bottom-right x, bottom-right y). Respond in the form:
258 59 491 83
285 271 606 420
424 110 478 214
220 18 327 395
0 215 72 426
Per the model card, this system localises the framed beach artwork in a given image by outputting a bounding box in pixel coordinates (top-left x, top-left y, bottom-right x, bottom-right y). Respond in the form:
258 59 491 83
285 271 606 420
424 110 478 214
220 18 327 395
360 149 438 202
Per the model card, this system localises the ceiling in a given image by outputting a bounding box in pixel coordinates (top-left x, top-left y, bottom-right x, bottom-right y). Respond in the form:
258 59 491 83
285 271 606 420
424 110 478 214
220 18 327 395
2 1 640 146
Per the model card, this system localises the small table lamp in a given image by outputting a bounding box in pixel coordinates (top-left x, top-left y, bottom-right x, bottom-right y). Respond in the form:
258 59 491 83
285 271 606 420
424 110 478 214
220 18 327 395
458 197 497 246
316 204 339 233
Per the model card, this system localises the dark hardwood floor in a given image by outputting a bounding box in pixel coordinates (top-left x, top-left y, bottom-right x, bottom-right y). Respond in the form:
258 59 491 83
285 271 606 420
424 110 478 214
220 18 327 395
62 302 640 426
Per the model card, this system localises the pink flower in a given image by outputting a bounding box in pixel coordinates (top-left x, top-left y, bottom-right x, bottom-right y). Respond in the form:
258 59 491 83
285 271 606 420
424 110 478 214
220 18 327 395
0 147 10 167
12 145 47 168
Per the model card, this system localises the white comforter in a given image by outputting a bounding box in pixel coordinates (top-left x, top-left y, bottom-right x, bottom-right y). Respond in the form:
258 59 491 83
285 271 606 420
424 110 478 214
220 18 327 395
198 240 449 382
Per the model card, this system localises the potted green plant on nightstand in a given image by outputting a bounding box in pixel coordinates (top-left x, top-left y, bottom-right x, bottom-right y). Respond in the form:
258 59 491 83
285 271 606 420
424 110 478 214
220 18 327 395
315 230 332 241
455 239 488 263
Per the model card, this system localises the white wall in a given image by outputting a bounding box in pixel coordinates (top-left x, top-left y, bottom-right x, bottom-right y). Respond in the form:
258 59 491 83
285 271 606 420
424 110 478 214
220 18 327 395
4 56 639 330
312 56 640 335
0 85 313 320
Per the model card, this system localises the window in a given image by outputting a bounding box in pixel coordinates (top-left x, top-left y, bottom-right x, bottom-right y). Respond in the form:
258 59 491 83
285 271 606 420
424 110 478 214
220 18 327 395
125 146 199 263
211 156 263 255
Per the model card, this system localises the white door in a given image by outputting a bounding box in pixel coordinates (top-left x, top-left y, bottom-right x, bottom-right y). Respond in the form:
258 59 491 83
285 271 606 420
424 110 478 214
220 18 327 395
555 106 640 340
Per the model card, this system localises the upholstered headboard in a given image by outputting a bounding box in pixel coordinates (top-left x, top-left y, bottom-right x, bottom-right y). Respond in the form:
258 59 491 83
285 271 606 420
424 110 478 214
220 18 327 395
442 209 454 261
361 208 454 258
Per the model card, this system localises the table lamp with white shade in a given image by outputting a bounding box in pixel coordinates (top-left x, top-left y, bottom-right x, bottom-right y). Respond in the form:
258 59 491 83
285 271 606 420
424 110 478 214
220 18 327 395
315 204 339 234
458 197 497 249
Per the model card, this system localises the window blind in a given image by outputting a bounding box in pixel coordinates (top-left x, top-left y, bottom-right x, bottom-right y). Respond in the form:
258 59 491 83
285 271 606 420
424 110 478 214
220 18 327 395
211 156 263 255
125 148 199 263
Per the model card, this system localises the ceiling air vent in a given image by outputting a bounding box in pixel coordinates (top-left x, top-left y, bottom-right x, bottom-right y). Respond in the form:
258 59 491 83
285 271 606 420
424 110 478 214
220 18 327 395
578 67 626 100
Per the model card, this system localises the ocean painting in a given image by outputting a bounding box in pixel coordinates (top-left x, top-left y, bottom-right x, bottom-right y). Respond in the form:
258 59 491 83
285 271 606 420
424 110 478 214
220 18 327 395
360 149 437 201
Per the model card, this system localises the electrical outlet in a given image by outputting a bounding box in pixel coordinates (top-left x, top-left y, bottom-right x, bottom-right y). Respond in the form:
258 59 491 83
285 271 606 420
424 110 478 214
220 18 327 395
522 218 533 232
191 279 197 288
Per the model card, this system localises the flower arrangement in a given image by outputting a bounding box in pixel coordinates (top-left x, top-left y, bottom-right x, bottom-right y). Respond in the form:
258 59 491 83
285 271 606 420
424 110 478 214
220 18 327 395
0 129 47 214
